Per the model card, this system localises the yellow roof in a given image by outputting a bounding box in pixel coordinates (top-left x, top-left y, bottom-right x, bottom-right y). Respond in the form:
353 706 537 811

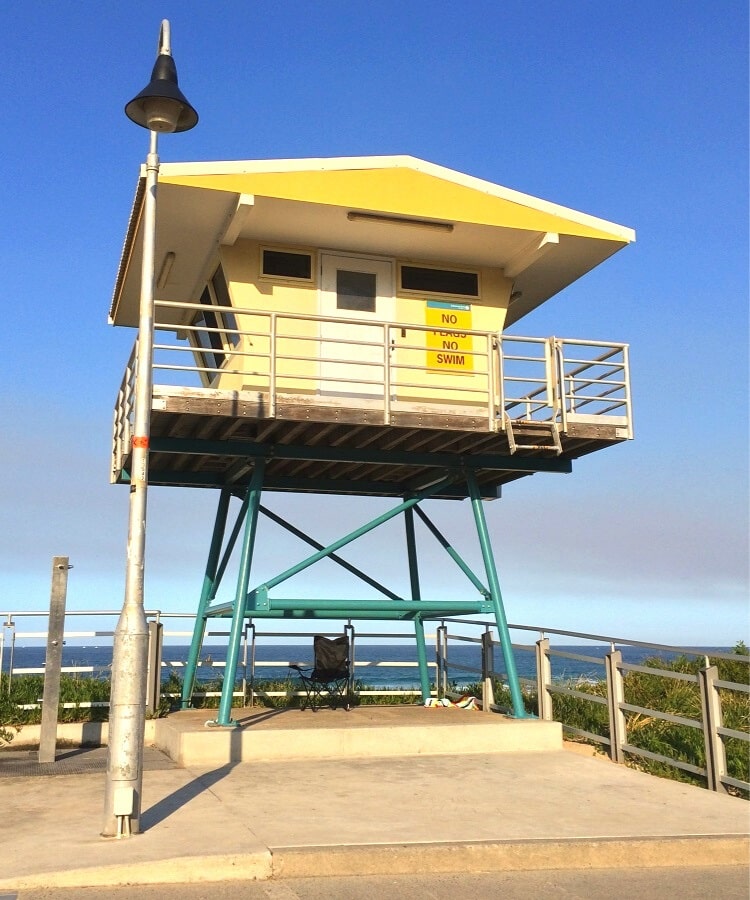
110 155 634 326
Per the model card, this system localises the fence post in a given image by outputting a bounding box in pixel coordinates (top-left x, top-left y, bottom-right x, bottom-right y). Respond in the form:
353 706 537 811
38 556 71 763
436 624 447 698
481 628 495 712
699 663 728 793
535 637 553 720
605 648 626 764
145 620 163 717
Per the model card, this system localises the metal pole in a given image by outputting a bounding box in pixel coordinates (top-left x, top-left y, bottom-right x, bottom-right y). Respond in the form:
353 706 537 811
404 506 431 702
102 129 159 838
145 619 164 717
699 663 728 793
535 637 554 720
181 488 232 708
605 647 626 764
214 462 265 727
481 628 495 713
466 469 527 718
38 557 71 763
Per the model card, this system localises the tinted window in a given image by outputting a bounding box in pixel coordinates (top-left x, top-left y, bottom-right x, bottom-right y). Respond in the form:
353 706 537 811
336 269 376 312
401 265 478 297
262 249 312 280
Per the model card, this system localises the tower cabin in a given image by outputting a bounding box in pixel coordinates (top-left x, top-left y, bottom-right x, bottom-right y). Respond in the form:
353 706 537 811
109 156 634 723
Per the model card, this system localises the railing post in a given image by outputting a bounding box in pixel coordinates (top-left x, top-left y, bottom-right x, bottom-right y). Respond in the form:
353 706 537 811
605 647 626 763
481 628 495 713
699 663 728 793
247 622 257 707
38 556 71 763
2 617 15 694
146 619 164 717
436 624 448 698
346 621 356 707
535 637 553 721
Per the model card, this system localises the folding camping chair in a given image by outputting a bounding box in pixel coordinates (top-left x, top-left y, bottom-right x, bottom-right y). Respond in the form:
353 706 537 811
290 635 352 711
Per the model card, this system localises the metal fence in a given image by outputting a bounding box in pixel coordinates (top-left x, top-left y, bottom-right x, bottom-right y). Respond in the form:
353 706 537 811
2 609 746 795
439 617 749 798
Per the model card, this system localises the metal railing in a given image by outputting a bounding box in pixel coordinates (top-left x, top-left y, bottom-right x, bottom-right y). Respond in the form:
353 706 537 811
111 300 632 475
3 608 746 796
439 617 749 797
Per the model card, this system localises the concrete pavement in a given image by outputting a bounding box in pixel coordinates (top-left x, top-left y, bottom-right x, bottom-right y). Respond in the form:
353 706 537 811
0 707 747 890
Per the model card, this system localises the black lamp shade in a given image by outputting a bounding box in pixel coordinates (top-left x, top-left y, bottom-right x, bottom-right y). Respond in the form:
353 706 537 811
125 54 198 133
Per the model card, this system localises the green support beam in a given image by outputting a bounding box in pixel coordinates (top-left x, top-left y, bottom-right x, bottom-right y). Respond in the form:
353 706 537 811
405 506 432 702
181 488 231 709
467 469 527 718
213 462 265 727
178 451 528 724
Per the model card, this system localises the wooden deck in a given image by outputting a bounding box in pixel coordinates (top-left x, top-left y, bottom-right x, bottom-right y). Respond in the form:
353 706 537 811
112 386 627 498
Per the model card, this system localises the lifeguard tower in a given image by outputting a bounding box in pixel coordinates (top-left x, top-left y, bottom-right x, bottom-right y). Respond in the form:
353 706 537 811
109 155 634 724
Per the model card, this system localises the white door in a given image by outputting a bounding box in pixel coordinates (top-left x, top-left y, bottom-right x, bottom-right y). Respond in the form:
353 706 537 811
319 254 394 399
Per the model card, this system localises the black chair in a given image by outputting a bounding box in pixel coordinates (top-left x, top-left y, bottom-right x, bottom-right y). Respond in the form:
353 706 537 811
290 635 351 711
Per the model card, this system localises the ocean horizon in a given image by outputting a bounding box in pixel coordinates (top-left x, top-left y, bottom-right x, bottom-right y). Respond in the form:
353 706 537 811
3 642 733 689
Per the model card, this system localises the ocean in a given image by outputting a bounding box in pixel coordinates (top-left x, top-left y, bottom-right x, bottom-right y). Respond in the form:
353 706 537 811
1 642 731 689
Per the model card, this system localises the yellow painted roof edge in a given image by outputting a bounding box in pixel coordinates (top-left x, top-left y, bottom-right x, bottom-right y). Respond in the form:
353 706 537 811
152 155 635 244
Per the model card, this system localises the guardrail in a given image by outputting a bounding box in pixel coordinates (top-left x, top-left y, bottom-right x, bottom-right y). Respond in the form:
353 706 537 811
439 617 749 797
3 609 745 795
111 301 633 475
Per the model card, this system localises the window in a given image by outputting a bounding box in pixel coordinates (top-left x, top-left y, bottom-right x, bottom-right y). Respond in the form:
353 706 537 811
261 248 313 281
400 265 479 298
336 269 376 312
190 265 238 378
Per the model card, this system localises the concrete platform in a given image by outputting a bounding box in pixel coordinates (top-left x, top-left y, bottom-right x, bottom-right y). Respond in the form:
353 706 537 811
0 707 747 890
153 705 563 766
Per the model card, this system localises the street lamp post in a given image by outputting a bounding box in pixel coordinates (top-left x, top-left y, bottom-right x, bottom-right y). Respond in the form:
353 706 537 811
102 20 197 838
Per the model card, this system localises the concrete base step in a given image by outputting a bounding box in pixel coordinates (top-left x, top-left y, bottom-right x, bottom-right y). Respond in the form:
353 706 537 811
153 705 562 767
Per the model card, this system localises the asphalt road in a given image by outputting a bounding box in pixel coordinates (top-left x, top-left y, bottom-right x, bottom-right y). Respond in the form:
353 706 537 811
10 867 750 899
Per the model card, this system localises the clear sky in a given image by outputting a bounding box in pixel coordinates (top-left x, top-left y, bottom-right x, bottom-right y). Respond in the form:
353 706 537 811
1 2 747 647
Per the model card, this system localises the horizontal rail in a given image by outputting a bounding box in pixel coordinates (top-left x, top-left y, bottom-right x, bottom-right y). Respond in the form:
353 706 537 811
546 684 608 705
112 301 633 479
619 702 703 730
620 743 707 777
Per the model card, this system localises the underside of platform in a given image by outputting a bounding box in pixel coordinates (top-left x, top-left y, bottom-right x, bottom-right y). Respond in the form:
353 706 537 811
113 386 625 497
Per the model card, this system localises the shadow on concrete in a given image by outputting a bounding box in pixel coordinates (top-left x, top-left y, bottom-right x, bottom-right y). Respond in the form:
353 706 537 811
141 725 243 830
233 707 294 727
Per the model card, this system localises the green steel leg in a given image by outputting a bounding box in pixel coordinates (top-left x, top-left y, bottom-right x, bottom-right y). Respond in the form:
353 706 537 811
405 506 431 702
466 470 527 718
214 463 265 727
181 488 232 709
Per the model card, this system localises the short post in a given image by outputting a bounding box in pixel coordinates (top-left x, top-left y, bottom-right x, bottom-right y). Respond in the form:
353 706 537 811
699 662 728 793
436 624 448 697
39 557 71 763
535 637 553 720
481 628 495 713
145 619 163 717
605 647 626 764
345 622 356 706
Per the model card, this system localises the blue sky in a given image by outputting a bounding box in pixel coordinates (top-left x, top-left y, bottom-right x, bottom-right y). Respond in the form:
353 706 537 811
1 2 747 647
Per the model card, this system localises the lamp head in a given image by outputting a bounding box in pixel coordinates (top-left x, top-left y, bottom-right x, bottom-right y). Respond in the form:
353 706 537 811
124 23 198 133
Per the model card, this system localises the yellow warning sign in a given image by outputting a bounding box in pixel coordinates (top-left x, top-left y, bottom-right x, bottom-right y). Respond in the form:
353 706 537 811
425 301 473 371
